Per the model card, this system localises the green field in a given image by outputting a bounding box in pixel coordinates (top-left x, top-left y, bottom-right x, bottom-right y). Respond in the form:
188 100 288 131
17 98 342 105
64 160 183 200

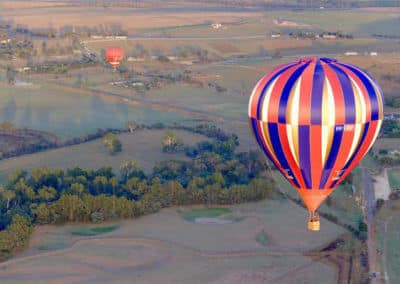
180 207 232 222
377 201 400 283
0 129 209 182
255 230 269 246
0 199 344 283
159 9 400 38
388 169 400 190
70 225 120 236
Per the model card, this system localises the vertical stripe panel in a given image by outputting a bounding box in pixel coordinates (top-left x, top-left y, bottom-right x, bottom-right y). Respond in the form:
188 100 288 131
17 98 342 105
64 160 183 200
268 122 301 188
310 125 323 189
278 62 310 123
298 125 312 188
336 63 379 121
298 62 316 125
321 63 346 125
249 62 297 119
257 64 299 120
311 60 325 124
329 64 356 124
319 125 344 188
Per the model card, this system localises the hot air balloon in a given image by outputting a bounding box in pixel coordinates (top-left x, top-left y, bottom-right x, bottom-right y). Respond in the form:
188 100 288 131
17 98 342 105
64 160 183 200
248 58 383 231
106 47 124 69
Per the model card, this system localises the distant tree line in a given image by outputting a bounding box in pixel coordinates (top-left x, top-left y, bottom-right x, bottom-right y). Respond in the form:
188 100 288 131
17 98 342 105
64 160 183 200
0 125 275 259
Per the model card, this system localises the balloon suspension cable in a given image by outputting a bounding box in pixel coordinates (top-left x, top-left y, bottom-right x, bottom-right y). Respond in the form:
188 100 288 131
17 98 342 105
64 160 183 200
261 158 290 201
261 159 321 231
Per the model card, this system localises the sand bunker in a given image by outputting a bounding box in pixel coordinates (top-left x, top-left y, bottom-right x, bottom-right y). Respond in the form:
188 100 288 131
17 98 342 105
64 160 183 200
273 19 309 27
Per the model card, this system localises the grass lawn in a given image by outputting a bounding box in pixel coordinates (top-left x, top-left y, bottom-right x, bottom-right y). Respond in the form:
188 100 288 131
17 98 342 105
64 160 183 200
388 169 400 190
255 230 269 246
180 207 232 222
70 225 120 236
377 201 400 283
1 199 344 283
37 242 69 251
0 129 209 182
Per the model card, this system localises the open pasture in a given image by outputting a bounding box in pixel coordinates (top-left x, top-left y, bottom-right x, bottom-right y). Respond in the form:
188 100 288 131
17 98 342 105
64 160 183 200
153 9 400 38
268 9 400 37
0 198 344 284
85 36 314 59
388 169 400 190
0 129 209 182
0 5 262 34
0 1 69 9
377 200 400 284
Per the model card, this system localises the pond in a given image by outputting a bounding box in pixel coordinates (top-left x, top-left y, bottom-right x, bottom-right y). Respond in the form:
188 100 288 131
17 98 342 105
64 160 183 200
0 83 193 140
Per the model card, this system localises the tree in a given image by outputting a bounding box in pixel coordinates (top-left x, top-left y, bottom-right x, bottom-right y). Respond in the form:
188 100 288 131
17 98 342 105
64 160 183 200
111 138 122 153
0 214 32 256
0 188 15 210
32 203 50 224
120 160 145 183
127 120 138 133
41 41 47 54
162 130 183 153
102 133 122 155
75 73 88 87
38 186 57 202
6 65 16 85
100 48 106 61
70 183 86 197
14 178 36 202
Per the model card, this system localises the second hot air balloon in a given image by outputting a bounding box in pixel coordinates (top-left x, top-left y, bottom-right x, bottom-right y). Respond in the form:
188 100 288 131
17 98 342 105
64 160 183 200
248 57 383 231
106 47 124 69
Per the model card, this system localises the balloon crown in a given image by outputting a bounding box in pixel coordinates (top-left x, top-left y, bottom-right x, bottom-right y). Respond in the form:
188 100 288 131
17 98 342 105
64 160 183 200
298 57 338 64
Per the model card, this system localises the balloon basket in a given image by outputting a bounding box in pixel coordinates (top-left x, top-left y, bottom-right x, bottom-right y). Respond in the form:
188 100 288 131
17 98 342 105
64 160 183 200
307 220 320 231
307 212 320 231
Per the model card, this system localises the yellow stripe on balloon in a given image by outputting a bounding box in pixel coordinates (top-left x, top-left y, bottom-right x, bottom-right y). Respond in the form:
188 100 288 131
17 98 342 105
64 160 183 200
350 78 362 124
286 124 299 166
321 125 329 166
322 78 335 126
261 78 278 123
346 123 363 165
261 122 279 163
286 77 301 125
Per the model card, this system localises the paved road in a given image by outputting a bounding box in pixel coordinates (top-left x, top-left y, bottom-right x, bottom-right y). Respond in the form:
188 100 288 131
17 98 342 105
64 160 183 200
361 167 377 283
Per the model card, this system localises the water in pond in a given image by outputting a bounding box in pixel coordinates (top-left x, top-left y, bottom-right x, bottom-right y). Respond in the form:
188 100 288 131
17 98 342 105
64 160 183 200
0 84 192 140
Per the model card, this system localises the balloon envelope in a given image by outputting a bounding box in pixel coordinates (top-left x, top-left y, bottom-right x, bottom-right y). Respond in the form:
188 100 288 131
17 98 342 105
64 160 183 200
106 47 124 69
249 57 383 217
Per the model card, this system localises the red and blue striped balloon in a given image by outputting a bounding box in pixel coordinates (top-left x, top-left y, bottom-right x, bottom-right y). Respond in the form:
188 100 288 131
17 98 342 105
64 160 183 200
249 57 383 215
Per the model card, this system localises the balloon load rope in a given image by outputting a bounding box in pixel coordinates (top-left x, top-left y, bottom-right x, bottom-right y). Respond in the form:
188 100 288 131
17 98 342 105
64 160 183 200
262 161 321 231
